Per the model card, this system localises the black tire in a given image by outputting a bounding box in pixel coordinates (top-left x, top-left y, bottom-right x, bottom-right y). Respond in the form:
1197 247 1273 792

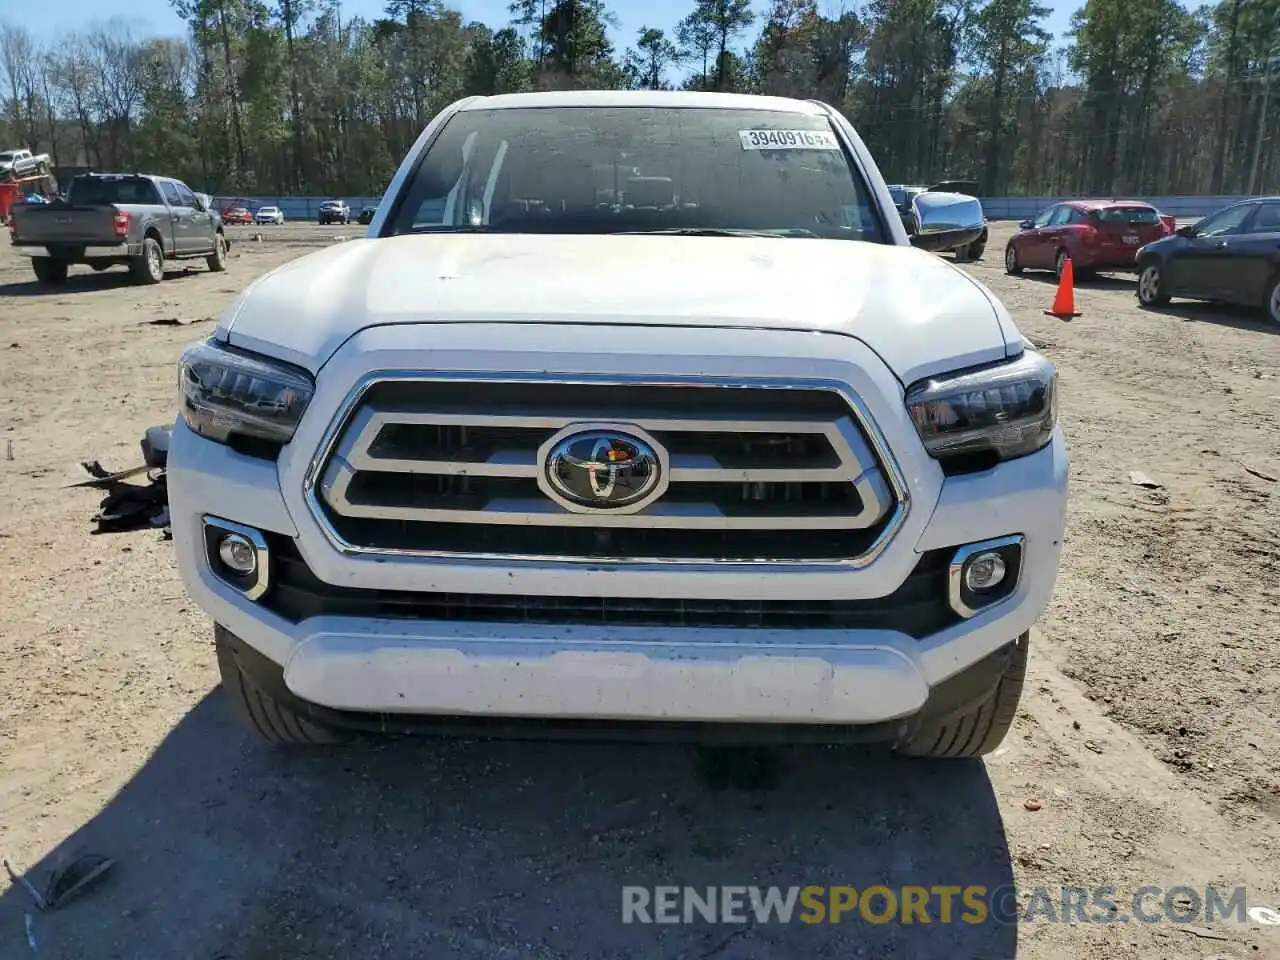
1004 243 1022 275
206 232 228 272
32 257 68 284
953 242 972 263
1136 257 1170 307
1261 273 1280 327
1054 248 1070 280
897 634 1029 759
130 235 165 284
969 242 986 260
215 627 347 746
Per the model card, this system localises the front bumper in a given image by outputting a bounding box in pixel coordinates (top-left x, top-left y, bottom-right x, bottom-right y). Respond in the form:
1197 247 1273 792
169 323 1068 726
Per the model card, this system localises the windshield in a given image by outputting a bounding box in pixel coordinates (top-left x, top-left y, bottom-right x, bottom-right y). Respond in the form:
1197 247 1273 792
385 106 887 242
67 176 160 205
0 153 13 161
1093 207 1159 224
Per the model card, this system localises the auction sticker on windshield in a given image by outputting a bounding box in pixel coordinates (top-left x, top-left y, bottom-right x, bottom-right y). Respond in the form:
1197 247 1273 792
739 129 840 150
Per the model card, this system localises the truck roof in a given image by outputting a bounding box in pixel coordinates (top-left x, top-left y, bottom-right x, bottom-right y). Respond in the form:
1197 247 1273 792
456 90 830 115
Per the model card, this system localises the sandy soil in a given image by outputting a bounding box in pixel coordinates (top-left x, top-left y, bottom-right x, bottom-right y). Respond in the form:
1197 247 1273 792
1 222 1277 960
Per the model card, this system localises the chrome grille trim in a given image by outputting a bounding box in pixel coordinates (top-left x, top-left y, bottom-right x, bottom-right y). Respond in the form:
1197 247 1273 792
302 372 911 568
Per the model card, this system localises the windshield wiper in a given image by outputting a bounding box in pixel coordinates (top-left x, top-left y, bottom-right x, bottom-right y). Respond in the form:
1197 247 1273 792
615 227 822 238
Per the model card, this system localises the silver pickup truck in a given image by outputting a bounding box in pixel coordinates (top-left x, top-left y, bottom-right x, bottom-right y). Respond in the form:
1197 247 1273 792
9 173 228 285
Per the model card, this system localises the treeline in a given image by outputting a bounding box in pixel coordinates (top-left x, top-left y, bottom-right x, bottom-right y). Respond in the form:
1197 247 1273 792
0 0 1277 199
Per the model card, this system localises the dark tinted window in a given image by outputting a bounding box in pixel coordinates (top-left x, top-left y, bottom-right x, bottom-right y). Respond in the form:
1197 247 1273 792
1048 206 1073 226
159 182 183 205
68 176 161 205
1194 203 1254 237
1245 202 1280 233
1093 206 1159 224
388 106 886 242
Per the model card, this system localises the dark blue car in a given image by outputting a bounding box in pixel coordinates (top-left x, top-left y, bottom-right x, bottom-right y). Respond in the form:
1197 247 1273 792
1135 197 1280 326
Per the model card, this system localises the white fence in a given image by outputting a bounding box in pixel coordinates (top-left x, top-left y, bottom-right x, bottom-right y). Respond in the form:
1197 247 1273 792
977 195 1251 220
218 194 1255 223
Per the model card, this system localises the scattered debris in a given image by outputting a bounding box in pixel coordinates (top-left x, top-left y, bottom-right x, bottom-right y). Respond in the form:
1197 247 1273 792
1128 471 1162 489
1084 740 1104 754
141 317 211 327
70 426 172 536
5 852 115 912
1244 466 1277 483
1176 925 1231 942
24 912 35 952
4 858 49 910
5 439 11 461
44 853 115 909
1023 797 1043 811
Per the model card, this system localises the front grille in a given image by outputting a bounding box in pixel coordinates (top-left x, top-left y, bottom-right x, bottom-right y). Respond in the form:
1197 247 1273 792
310 378 902 563
263 535 958 638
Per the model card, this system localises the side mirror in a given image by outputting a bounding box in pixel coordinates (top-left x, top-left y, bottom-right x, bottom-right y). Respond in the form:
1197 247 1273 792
1175 224 1194 238
1018 219 1033 230
909 192 986 253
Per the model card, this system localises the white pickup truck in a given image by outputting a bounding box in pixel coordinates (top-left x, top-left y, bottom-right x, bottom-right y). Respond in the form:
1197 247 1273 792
0 148 50 178
170 91 1067 756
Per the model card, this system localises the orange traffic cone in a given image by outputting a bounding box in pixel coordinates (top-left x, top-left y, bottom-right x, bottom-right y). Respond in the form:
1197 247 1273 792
1045 256 1082 319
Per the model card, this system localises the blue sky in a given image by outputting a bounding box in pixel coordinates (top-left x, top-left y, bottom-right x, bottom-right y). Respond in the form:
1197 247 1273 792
11 0 1086 60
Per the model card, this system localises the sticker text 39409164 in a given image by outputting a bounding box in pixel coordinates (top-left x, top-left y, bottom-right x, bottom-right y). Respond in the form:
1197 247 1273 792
738 129 840 151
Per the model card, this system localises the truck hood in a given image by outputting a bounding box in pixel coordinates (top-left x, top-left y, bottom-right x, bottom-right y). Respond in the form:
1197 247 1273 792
219 233 1019 384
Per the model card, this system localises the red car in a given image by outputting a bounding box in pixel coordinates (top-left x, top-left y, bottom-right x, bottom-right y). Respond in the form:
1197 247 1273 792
1004 200 1176 279
220 205 253 225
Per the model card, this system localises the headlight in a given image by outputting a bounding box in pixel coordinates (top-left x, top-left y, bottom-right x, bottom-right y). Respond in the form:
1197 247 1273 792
905 350 1056 466
179 339 314 447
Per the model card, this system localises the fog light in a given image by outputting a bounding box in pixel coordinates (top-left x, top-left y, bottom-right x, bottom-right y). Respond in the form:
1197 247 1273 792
218 533 258 576
203 516 271 600
964 551 1007 593
948 535 1023 619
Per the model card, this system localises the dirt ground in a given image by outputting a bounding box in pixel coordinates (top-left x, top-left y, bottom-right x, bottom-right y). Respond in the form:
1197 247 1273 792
1 221 1277 960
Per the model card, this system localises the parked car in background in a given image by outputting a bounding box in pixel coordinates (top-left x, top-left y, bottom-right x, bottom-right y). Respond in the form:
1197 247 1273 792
0 148 51 179
8 172 227 285
1135 196 1280 326
318 199 350 225
888 180 988 261
1004 199 1174 279
357 206 376 225
255 205 285 225
221 204 253 225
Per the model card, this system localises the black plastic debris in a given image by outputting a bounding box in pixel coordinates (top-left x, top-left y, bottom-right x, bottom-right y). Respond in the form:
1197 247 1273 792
70 425 173 536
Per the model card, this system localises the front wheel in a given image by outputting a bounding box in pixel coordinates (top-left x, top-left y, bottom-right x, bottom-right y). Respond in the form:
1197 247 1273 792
897 634 1029 759
32 257 68 285
1004 244 1022 274
1054 248 1070 280
1264 273 1280 327
216 626 348 747
1137 259 1170 307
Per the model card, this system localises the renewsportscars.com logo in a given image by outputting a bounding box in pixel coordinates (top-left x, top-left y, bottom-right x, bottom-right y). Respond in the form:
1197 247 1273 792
621 885 1280 926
